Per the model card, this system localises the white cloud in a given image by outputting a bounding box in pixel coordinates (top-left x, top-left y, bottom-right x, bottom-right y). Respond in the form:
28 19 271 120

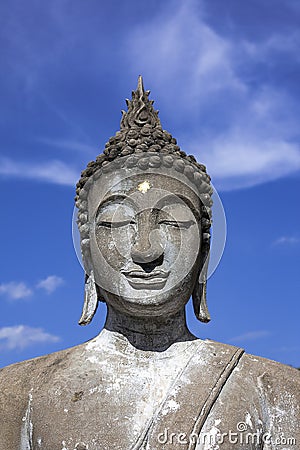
242 30 300 61
0 325 60 350
0 157 78 186
229 330 271 343
37 275 64 294
127 1 245 107
0 275 64 300
36 137 96 156
272 236 300 246
126 0 300 190
200 135 300 190
0 282 32 300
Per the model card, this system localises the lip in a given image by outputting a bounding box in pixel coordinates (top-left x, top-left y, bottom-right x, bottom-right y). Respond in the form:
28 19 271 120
122 270 169 279
122 269 169 290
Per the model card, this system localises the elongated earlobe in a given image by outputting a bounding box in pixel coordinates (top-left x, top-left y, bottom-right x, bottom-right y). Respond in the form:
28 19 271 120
192 241 211 323
192 279 210 323
79 270 99 325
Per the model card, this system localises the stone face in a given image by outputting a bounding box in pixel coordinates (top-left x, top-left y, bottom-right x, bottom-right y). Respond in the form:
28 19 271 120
0 77 299 449
88 171 202 319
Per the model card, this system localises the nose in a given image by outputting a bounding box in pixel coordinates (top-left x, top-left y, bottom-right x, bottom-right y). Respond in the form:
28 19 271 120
131 214 164 266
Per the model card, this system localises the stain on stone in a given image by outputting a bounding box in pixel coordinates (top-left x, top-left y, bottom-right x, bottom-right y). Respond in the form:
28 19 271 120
71 391 84 402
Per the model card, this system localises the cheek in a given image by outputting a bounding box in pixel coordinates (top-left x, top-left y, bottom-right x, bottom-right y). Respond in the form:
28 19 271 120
166 231 201 284
95 226 135 268
161 228 181 264
185 229 201 258
163 226 200 261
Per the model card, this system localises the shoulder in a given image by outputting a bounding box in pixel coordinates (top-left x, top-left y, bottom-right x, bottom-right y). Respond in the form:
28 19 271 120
0 339 93 388
0 347 83 413
200 340 300 443
0 346 76 386
240 351 300 390
246 350 299 374
202 339 300 410
240 352 300 408
240 353 300 443
203 338 299 384
0 346 76 448
0 344 89 448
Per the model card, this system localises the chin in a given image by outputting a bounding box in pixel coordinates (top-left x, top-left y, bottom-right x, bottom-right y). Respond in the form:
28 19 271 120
100 271 197 318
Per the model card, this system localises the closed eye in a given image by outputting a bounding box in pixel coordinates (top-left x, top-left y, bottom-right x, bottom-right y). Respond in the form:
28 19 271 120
158 220 195 229
97 220 136 228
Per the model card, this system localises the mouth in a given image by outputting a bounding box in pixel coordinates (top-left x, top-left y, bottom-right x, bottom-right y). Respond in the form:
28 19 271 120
121 269 169 290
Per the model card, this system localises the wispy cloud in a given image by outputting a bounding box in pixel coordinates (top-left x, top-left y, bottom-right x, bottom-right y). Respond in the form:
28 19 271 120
229 330 271 343
272 236 300 246
0 325 60 350
276 345 300 353
243 30 300 60
36 275 64 294
36 137 96 156
202 135 300 190
2 0 299 192
0 282 32 300
0 275 64 301
127 1 245 107
126 0 300 190
0 157 78 186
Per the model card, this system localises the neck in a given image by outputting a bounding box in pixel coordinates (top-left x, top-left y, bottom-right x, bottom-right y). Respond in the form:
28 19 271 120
104 305 195 351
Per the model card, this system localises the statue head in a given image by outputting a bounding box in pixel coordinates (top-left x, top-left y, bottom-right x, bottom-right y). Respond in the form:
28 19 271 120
75 77 213 325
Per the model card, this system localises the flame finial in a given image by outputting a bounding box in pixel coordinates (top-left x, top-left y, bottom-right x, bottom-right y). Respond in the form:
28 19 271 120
137 75 145 96
121 76 161 129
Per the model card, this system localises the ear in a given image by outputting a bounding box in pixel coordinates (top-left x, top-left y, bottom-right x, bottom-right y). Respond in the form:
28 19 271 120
78 270 99 325
192 235 211 323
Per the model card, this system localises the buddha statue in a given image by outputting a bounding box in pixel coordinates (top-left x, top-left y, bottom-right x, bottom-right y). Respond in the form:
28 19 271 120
0 77 299 450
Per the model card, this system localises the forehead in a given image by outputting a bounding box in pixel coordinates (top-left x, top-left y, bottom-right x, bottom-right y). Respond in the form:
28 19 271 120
87 171 201 216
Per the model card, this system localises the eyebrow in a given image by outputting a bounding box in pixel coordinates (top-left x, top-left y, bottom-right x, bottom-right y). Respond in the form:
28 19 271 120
155 194 201 221
96 194 136 216
96 193 201 221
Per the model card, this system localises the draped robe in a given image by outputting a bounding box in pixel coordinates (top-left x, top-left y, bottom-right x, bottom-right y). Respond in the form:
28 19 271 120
0 330 299 450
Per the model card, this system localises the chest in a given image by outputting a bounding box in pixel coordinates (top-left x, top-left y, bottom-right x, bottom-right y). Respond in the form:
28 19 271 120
28 360 178 450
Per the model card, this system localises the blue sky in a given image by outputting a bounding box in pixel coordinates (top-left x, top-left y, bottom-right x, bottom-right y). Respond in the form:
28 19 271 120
1 0 299 368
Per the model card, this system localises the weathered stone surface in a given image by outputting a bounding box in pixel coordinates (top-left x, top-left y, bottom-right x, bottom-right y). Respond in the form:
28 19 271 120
0 77 299 449
0 332 299 449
